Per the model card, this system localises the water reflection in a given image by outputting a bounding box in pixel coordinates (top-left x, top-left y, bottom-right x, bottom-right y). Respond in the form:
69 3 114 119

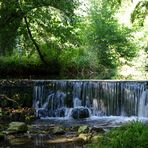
0 135 86 148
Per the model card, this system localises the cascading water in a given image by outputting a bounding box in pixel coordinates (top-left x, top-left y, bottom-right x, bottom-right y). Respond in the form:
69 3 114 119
33 80 148 119
138 89 148 117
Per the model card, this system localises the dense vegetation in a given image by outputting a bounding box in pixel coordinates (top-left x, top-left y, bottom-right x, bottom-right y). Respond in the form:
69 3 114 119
88 121 148 148
0 0 147 79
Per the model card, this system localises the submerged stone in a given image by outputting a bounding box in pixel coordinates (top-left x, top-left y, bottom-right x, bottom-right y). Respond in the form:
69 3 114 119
71 107 90 119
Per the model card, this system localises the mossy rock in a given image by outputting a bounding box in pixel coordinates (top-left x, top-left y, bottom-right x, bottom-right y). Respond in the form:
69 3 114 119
79 133 91 142
9 137 30 145
7 122 28 134
78 125 89 134
70 125 80 131
52 126 65 135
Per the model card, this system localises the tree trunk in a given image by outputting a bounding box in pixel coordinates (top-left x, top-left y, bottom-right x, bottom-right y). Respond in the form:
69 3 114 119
24 16 48 65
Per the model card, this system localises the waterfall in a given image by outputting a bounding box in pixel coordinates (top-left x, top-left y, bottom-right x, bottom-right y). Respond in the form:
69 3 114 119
138 89 148 117
33 80 148 118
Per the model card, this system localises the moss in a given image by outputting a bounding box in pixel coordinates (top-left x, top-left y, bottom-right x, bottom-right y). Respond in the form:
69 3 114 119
7 122 28 134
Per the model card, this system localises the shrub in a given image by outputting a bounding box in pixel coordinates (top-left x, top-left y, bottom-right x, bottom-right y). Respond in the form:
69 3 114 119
88 121 148 148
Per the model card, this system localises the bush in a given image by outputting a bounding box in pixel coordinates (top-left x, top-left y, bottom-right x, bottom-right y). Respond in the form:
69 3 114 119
88 121 148 148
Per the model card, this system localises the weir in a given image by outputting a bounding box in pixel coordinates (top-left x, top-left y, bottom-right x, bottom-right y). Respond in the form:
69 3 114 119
33 80 148 119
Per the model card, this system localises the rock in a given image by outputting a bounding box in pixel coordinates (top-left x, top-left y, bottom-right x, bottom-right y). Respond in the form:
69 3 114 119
27 125 39 134
70 125 80 131
91 127 105 133
91 135 103 143
78 133 91 142
7 122 28 134
52 126 65 135
71 107 90 119
78 125 89 134
9 137 30 145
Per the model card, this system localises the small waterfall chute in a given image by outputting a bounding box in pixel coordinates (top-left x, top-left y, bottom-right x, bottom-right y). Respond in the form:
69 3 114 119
33 80 148 119
138 89 148 117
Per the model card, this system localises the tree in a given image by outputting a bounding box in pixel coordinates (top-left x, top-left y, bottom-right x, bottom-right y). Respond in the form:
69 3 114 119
131 0 148 27
0 0 79 63
85 0 137 78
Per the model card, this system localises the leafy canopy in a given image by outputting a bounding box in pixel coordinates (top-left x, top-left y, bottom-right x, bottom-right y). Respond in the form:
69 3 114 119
0 0 79 59
84 0 138 78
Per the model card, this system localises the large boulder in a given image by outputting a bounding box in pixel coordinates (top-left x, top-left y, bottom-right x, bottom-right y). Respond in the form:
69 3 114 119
71 107 90 119
6 122 28 134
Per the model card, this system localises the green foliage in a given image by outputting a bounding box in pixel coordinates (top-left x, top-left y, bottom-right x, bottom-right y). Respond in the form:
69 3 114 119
0 0 147 79
0 54 60 78
84 0 138 78
59 47 99 78
0 0 22 54
131 0 148 27
0 0 79 57
88 121 148 148
0 54 39 66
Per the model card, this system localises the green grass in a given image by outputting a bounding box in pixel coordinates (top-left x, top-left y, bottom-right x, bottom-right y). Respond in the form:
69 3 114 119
88 121 148 148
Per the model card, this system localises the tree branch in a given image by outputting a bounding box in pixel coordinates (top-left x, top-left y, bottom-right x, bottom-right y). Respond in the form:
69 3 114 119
0 94 19 106
24 0 78 16
24 16 48 64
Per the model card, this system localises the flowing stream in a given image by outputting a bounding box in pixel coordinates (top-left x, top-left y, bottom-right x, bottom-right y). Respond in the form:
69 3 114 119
1 80 148 148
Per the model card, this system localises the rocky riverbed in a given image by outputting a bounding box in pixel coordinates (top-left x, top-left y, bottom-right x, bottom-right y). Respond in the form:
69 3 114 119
1 106 148 148
0 119 107 148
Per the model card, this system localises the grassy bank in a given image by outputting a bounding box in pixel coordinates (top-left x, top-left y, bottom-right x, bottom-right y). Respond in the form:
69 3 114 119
88 121 148 148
